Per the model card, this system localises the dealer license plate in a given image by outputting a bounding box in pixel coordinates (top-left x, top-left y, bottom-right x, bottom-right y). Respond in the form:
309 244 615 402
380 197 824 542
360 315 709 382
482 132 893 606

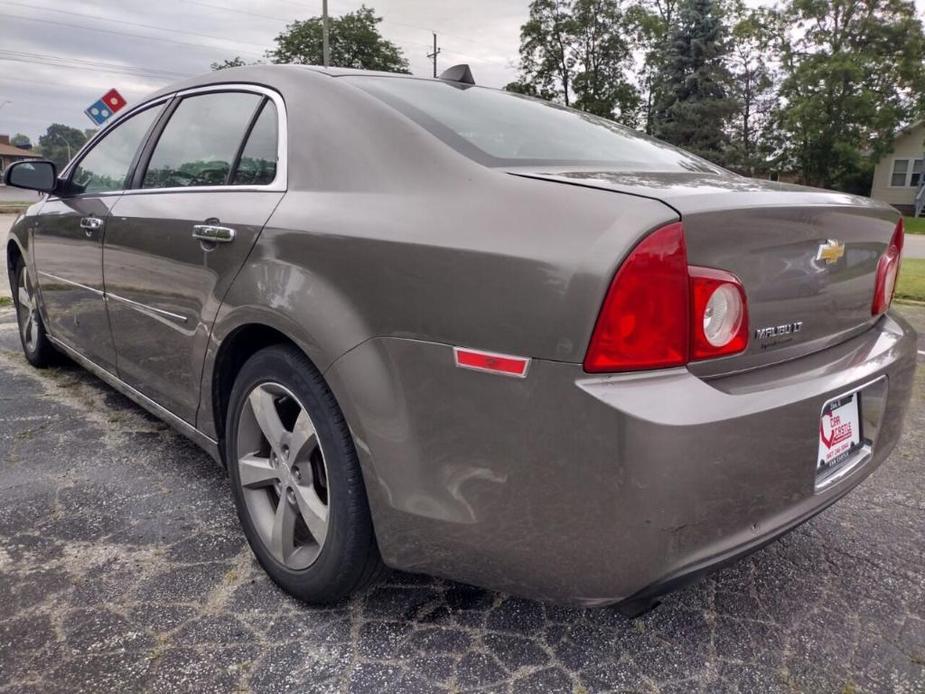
817 391 863 477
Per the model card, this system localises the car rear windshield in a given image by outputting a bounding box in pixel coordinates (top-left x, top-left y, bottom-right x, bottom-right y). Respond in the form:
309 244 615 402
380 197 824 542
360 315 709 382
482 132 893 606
346 76 726 173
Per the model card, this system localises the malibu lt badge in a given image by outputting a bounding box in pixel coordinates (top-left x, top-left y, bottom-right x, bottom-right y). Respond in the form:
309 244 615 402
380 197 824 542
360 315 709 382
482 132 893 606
756 321 804 347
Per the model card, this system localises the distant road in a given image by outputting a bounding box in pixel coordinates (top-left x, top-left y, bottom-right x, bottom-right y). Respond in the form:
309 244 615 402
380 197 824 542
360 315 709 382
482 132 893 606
905 234 925 260
0 185 40 205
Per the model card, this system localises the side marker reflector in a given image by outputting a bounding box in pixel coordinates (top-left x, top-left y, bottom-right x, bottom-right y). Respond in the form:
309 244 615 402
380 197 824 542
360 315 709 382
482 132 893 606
454 347 530 378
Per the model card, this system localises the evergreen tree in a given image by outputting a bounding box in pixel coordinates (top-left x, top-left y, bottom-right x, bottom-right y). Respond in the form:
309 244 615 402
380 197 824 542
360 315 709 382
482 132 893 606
651 0 737 164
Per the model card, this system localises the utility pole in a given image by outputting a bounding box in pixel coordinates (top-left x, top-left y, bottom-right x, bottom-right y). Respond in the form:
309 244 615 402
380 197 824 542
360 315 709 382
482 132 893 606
427 32 441 77
54 133 71 161
322 0 330 67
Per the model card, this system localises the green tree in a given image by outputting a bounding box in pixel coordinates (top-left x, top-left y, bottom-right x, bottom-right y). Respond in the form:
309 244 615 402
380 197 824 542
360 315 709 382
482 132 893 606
517 0 577 105
651 0 737 164
630 0 681 133
211 56 251 71
725 4 780 175
267 6 408 73
38 124 87 170
514 0 639 122
10 133 31 149
504 81 540 96
570 0 639 122
775 0 925 191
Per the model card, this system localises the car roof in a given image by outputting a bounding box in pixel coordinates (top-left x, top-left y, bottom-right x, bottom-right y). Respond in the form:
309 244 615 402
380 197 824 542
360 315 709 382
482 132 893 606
145 64 457 102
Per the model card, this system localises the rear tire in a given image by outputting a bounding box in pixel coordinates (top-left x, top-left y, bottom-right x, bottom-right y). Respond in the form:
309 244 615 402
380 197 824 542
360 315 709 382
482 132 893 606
12 257 56 368
225 344 384 603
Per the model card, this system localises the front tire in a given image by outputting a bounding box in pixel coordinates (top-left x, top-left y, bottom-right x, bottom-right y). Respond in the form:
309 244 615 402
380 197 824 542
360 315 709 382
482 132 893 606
226 344 384 603
12 258 56 368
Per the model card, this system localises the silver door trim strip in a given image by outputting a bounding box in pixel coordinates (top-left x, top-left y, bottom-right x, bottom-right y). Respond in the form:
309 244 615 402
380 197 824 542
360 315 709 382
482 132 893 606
38 271 188 325
106 291 188 324
47 335 221 462
37 271 104 296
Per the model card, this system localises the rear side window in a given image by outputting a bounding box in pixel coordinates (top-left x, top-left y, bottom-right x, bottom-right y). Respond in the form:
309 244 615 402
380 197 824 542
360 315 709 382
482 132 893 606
232 101 279 186
348 76 725 173
71 105 162 194
142 92 263 188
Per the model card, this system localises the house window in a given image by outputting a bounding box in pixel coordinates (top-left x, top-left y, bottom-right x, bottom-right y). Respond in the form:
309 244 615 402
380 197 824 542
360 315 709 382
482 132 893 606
891 158 924 187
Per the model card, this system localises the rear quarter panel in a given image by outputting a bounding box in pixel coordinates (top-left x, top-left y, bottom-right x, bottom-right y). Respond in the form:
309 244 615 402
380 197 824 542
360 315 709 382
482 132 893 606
196 174 676 439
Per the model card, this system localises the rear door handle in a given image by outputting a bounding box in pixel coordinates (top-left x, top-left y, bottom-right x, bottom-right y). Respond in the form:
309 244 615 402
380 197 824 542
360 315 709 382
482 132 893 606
79 216 104 234
192 224 236 243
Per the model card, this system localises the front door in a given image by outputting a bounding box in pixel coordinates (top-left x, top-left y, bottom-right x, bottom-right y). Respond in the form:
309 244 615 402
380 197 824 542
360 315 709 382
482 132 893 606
33 104 165 371
103 90 284 423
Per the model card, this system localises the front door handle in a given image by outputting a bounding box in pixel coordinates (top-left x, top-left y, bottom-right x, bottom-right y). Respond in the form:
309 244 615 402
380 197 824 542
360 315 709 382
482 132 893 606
192 224 236 243
79 216 104 235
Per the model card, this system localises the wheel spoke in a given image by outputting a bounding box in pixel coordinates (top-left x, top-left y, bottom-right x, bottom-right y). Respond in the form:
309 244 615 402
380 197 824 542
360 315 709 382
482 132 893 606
270 495 297 564
238 454 279 489
249 386 287 452
18 286 30 310
293 483 328 544
290 410 318 462
28 315 38 347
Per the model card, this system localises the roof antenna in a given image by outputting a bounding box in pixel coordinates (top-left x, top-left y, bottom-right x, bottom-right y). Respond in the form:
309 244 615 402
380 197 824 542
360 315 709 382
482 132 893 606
438 64 475 85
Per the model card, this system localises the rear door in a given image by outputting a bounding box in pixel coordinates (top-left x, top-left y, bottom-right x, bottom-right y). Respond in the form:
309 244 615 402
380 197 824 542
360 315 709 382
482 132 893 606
103 87 285 423
33 103 165 371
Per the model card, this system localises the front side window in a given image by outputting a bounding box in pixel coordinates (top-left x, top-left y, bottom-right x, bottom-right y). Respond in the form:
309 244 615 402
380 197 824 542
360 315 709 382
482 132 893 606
232 100 279 185
143 92 263 188
71 105 162 194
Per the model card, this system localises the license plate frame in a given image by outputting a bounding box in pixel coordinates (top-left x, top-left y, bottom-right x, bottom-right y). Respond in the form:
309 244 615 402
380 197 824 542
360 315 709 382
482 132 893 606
816 388 868 490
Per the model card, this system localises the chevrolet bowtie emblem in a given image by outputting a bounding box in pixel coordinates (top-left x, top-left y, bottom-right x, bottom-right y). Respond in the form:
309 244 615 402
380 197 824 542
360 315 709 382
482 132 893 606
816 239 846 264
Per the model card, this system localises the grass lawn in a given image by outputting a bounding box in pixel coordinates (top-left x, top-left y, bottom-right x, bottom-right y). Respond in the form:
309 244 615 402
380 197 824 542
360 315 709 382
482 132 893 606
903 216 925 234
897 258 925 303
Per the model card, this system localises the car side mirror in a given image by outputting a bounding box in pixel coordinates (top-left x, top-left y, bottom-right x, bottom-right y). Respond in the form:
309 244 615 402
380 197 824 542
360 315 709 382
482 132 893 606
3 160 58 193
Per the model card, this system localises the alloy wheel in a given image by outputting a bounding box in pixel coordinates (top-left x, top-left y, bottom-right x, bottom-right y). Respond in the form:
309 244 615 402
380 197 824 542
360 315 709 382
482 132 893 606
236 382 330 570
17 265 39 353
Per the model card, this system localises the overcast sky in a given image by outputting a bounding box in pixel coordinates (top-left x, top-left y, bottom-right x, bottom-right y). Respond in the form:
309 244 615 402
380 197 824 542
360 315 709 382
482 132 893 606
2 0 924 143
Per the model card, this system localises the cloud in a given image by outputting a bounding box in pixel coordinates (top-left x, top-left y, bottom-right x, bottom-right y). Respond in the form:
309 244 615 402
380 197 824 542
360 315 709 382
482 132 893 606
0 0 524 142
2 0 924 144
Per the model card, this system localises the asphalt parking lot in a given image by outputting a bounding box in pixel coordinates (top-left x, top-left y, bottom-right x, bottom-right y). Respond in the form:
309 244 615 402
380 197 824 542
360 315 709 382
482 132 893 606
0 295 924 692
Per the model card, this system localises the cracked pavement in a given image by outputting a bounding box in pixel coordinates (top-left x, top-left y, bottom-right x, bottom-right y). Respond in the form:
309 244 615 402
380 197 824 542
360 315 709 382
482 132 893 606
0 301 923 694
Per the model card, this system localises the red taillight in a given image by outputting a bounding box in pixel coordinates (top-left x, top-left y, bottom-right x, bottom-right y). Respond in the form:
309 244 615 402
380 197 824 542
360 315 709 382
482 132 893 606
584 222 750 373
872 218 904 316
689 266 749 360
583 222 690 372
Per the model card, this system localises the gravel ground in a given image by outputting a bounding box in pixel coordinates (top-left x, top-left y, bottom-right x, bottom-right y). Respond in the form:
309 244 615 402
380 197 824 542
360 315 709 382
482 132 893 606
0 302 923 694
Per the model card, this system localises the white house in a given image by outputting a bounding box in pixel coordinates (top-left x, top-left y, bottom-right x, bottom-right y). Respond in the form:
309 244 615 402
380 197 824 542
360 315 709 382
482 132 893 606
870 121 925 215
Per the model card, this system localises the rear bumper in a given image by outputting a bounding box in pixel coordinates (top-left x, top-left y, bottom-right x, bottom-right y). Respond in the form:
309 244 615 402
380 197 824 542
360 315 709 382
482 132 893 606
326 311 918 606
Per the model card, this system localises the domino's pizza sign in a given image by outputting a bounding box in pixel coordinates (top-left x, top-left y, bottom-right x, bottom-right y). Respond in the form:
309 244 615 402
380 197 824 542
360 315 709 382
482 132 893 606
84 89 127 126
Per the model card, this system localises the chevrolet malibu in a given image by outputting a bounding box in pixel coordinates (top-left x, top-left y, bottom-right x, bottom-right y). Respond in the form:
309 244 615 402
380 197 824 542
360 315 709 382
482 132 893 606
3 65 916 613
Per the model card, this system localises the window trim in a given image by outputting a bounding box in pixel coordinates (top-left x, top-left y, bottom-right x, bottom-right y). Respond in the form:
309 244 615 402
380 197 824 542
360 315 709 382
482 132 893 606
57 98 171 198
889 157 923 188
54 83 288 199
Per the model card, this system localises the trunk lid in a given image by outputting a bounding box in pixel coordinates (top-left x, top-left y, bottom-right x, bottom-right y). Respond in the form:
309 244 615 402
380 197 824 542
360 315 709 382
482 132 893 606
510 169 900 376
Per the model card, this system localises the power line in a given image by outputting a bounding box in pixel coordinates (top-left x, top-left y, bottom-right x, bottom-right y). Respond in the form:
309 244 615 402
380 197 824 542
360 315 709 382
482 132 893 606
3 1 270 51
0 50 192 81
0 12 264 58
187 1 293 23
187 0 500 53
0 49 189 78
0 48 188 75
0 58 183 82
